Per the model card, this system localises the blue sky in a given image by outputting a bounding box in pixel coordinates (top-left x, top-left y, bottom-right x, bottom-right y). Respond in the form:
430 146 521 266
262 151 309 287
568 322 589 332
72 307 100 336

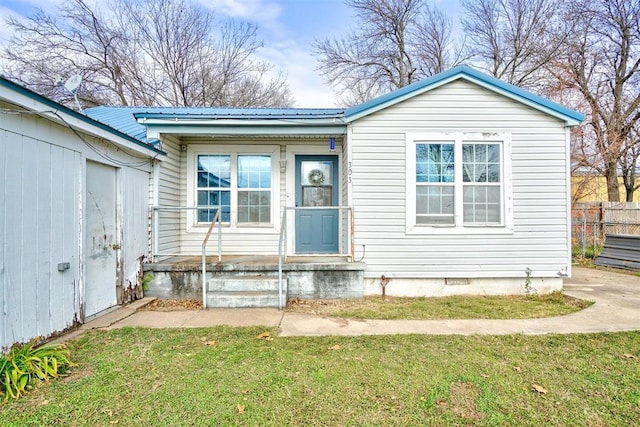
0 0 460 107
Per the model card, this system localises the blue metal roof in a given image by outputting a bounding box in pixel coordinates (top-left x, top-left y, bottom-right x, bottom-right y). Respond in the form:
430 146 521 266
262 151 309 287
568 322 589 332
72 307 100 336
85 106 347 139
345 65 584 124
134 107 345 119
85 106 149 141
85 66 583 137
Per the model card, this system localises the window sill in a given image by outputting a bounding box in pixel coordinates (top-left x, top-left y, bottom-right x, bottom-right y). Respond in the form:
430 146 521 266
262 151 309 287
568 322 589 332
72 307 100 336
405 225 514 235
188 224 279 234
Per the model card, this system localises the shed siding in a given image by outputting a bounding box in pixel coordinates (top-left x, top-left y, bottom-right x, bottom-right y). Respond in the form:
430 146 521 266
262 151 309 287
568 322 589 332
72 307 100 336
349 79 569 279
120 167 152 296
1 127 81 350
1 100 154 350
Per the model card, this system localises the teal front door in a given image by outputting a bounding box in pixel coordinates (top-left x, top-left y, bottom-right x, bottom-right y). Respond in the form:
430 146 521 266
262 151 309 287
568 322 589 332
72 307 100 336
295 155 339 253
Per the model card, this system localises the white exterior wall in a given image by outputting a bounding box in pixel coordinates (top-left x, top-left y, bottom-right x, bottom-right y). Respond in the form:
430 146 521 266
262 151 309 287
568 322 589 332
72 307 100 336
0 100 154 350
155 135 182 258
163 136 343 256
348 80 569 293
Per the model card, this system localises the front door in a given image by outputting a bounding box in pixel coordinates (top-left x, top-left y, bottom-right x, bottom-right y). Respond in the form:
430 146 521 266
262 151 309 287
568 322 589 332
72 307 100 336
85 161 118 317
295 155 339 253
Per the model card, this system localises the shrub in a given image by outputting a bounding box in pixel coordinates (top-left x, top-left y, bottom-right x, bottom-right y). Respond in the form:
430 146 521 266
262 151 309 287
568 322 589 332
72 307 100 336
0 339 75 401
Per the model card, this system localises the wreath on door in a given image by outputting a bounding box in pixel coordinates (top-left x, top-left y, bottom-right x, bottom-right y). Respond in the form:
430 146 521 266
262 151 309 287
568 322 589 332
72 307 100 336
307 168 325 186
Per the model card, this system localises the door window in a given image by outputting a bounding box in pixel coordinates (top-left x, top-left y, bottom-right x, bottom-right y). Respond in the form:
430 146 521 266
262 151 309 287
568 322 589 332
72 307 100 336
301 160 333 207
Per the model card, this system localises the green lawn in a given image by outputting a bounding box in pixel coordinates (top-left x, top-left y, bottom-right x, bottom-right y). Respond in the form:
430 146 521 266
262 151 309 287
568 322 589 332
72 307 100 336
287 292 592 320
1 327 638 426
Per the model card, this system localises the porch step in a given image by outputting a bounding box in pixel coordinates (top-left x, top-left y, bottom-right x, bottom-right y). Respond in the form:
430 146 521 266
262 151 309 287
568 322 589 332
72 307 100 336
206 275 285 308
208 275 279 292
206 291 280 308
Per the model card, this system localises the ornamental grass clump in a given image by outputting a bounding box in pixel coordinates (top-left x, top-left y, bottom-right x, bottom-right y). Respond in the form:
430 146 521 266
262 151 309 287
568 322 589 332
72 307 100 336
0 339 75 401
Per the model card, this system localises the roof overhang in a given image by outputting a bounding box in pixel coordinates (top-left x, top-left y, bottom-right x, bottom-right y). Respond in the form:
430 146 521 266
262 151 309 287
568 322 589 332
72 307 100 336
0 77 165 157
135 115 348 137
344 65 584 127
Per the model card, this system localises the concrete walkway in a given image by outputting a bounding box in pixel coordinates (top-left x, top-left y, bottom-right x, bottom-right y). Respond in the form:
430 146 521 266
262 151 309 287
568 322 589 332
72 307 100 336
67 267 640 340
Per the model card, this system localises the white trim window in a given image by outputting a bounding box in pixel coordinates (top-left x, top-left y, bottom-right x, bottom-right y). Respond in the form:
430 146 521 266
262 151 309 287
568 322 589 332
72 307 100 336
197 154 231 222
188 145 279 229
416 142 455 225
406 132 512 234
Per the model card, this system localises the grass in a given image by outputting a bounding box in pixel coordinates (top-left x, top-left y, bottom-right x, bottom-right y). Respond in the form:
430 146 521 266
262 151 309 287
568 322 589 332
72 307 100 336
287 292 592 320
572 244 601 260
0 327 638 426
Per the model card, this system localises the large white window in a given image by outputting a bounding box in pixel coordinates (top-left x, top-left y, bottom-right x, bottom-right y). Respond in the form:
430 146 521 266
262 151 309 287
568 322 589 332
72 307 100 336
188 146 279 229
416 143 455 225
406 132 512 234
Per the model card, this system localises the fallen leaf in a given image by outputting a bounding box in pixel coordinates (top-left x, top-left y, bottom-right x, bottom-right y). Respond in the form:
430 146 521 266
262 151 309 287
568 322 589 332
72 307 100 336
623 354 638 360
514 366 522 372
436 399 446 406
532 384 548 394
237 404 245 414
204 340 216 346
328 344 341 350
256 332 271 340
241 389 250 394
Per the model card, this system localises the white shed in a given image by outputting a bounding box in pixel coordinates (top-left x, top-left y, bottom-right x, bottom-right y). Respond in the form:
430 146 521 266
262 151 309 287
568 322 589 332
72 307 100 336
0 77 164 350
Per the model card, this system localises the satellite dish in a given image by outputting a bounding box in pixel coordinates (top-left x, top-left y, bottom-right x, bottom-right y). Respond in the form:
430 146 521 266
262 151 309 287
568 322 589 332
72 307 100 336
63 74 82 93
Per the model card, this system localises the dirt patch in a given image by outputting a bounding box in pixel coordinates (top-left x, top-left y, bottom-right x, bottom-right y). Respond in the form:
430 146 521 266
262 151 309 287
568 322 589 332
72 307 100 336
286 297 382 314
438 381 485 422
140 299 202 311
60 365 95 385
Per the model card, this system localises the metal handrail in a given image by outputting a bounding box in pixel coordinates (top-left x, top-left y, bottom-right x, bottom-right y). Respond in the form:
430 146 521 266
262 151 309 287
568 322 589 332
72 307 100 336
151 206 222 260
201 208 222 309
277 210 288 310
277 206 354 310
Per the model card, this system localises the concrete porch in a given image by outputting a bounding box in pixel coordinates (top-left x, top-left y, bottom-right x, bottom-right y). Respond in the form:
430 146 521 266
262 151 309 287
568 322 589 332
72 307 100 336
143 255 366 308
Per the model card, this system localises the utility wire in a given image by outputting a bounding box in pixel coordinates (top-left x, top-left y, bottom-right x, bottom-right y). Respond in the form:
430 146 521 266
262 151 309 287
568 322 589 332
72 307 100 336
0 107 160 167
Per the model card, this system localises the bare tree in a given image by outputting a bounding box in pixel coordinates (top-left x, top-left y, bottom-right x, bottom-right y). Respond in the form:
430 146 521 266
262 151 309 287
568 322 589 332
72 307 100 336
552 0 640 202
461 0 566 91
413 6 461 77
1 0 293 108
570 124 605 204
620 125 640 201
313 0 462 105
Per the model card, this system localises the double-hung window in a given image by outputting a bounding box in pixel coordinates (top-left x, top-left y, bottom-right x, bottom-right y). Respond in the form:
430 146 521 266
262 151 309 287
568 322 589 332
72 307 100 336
197 155 231 222
407 132 511 233
237 155 271 223
462 143 501 224
416 143 455 225
191 146 278 228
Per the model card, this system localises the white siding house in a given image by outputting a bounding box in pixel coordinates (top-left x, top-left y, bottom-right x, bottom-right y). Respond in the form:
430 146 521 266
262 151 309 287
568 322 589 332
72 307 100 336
87 66 582 303
0 77 164 350
347 78 577 295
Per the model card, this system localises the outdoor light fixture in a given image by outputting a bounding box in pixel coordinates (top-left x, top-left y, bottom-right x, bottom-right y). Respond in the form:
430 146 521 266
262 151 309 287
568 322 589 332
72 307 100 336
329 137 336 152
